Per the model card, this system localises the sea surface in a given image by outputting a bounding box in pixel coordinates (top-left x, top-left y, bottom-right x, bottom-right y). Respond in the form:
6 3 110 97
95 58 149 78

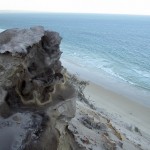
0 13 150 105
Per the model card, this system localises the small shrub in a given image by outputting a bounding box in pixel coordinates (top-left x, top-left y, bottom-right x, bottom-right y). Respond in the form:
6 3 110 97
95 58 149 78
67 73 95 110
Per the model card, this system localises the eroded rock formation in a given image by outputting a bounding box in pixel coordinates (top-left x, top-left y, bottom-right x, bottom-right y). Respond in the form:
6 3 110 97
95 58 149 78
0 27 142 150
0 26 77 150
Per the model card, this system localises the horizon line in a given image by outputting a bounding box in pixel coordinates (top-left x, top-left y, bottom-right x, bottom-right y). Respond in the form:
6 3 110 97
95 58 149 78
0 10 150 17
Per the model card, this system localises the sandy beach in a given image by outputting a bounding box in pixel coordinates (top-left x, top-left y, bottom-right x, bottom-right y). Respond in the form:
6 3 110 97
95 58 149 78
61 58 150 148
84 81 150 134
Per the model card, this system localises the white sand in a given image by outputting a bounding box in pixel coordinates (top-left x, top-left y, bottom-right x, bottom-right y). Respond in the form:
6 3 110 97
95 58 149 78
61 58 150 149
84 82 150 134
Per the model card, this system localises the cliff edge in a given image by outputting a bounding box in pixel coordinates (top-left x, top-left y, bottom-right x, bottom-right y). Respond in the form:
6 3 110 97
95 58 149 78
0 26 77 150
0 27 144 150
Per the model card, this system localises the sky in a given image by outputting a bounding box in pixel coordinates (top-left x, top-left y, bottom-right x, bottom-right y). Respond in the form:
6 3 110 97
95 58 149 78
0 0 150 15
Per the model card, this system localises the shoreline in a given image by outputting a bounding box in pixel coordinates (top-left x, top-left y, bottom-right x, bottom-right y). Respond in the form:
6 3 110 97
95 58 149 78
61 58 150 108
61 58 150 138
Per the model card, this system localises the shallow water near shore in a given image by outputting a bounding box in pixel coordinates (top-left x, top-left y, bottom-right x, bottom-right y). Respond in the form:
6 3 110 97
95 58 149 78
0 13 150 106
61 58 150 108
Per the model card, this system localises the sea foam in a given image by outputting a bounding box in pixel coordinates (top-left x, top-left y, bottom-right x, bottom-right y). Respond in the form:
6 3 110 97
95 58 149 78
0 29 4 33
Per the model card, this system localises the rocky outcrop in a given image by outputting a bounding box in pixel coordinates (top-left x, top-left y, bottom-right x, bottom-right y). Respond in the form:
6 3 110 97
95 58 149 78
0 27 143 150
0 27 77 150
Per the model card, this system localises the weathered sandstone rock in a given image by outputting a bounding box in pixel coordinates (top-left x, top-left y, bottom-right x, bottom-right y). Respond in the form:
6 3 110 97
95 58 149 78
0 27 77 150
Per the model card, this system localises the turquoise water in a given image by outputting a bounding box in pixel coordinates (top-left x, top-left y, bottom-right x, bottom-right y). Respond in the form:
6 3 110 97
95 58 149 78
0 13 150 92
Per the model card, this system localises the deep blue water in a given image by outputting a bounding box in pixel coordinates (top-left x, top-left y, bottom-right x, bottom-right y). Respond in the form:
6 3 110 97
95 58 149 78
0 13 150 91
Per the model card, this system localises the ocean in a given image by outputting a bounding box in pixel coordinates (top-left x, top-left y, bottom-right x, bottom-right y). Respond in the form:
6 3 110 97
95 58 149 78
0 13 150 106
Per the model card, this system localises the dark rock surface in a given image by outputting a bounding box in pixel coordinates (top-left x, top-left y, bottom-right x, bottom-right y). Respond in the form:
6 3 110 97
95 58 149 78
0 27 77 150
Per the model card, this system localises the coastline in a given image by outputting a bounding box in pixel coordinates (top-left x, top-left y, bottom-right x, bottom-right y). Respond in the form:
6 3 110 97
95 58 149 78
61 58 150 107
61 58 150 146
0 26 150 148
